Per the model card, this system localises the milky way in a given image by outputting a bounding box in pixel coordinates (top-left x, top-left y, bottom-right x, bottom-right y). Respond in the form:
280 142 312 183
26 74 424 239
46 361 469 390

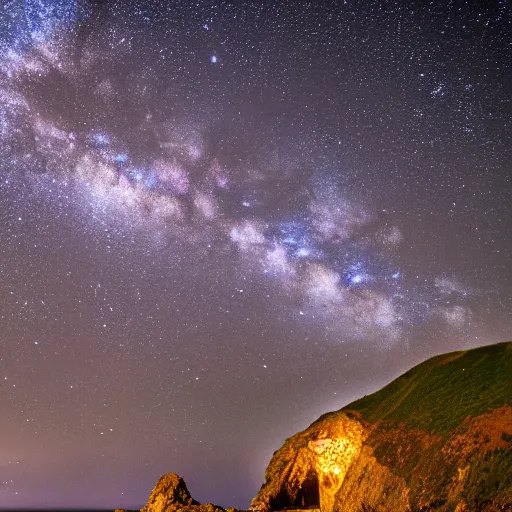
0 1 510 508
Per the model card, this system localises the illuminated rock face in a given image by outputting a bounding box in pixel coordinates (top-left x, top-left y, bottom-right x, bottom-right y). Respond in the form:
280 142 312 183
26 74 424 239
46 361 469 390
141 473 198 512
253 343 512 511
117 472 228 512
309 432 363 512
250 412 363 512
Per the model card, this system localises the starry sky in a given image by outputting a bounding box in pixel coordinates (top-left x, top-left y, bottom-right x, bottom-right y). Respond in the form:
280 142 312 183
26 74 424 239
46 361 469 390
0 0 510 509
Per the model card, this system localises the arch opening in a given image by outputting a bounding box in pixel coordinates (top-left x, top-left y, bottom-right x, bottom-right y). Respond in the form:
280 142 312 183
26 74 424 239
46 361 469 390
293 472 320 508
269 471 320 510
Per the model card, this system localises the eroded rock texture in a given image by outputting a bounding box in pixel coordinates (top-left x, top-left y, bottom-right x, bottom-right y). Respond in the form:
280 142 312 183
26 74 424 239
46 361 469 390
252 408 512 512
251 411 364 512
117 343 511 512
252 342 512 512
118 472 226 512
141 472 198 512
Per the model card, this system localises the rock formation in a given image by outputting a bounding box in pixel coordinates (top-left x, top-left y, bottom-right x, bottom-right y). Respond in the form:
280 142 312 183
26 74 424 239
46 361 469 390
117 343 511 512
250 411 365 512
117 472 227 512
251 341 512 512
141 472 198 512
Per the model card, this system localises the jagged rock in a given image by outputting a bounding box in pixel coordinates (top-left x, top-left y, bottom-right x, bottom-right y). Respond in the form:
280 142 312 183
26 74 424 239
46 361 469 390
141 473 199 512
252 342 512 512
251 411 364 512
116 472 227 512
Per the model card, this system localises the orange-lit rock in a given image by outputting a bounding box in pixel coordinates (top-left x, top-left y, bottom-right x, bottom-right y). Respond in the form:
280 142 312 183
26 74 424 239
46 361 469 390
250 411 364 512
117 472 227 512
252 342 512 512
141 472 198 512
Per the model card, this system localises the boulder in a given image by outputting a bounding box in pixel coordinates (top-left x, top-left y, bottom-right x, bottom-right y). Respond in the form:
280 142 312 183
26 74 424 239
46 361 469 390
116 472 227 512
141 473 199 512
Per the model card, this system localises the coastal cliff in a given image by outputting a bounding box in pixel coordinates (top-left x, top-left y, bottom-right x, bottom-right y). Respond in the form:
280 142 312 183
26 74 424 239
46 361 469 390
251 342 512 512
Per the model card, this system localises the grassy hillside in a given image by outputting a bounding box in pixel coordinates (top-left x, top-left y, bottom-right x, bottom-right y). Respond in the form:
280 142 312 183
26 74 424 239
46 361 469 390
344 341 512 435
253 342 512 511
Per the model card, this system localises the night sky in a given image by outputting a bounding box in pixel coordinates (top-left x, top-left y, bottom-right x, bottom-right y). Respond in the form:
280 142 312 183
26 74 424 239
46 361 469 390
0 0 510 509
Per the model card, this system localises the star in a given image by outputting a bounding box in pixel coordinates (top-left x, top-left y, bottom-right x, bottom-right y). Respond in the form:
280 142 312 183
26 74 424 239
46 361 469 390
0 0 508 509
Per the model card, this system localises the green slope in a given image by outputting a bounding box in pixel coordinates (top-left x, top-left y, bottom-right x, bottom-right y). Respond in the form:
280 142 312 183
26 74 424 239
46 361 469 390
253 341 512 511
344 341 512 435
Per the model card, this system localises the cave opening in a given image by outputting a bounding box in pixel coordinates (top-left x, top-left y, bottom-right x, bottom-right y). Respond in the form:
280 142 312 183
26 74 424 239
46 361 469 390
269 471 320 510
293 472 320 508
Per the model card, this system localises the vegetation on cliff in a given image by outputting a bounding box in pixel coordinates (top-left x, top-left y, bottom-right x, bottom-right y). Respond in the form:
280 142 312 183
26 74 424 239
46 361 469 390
252 341 512 512
345 342 512 510
345 341 512 434
119 343 512 512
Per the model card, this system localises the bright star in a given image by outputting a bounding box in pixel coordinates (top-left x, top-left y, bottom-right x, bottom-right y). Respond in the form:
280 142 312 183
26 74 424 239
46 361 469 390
126 168 144 182
296 247 310 258
91 132 109 146
114 153 128 164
